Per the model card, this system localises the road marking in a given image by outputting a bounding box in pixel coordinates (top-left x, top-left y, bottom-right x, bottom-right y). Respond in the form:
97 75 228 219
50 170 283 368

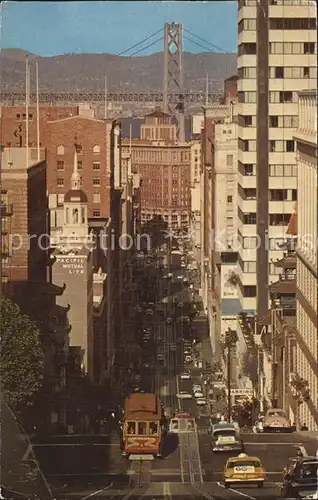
217 482 255 500
298 445 308 457
79 481 113 500
163 481 171 498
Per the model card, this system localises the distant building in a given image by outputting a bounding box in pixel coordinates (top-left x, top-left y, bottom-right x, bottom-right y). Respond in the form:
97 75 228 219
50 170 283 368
189 140 201 261
223 75 237 106
122 109 191 229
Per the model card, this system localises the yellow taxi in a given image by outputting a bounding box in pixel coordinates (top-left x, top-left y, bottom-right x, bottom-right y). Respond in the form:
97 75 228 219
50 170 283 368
224 453 266 488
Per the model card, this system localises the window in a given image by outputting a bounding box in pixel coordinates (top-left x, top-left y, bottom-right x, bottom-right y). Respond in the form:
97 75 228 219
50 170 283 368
93 145 100 154
127 422 136 435
244 261 256 273
269 116 278 128
93 209 100 217
238 92 257 104
270 189 288 201
304 42 315 54
227 195 233 203
243 286 256 297
244 213 256 224
76 144 83 154
238 43 256 56
57 160 64 171
93 193 101 203
93 177 100 186
238 115 255 127
244 188 256 199
57 145 64 155
138 422 147 435
57 178 64 187
93 162 100 170
274 67 284 79
238 67 256 79
286 140 294 152
270 164 297 177
226 155 233 167
270 213 292 226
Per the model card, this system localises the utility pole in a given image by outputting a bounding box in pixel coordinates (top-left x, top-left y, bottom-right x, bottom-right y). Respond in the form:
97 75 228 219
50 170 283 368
227 344 231 422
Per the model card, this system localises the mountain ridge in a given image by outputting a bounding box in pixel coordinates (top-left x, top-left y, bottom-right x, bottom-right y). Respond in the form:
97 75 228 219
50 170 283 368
1 48 237 93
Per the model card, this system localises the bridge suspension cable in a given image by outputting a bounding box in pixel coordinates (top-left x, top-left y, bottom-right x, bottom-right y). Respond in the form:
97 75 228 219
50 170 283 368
117 27 164 56
129 36 163 57
183 27 229 53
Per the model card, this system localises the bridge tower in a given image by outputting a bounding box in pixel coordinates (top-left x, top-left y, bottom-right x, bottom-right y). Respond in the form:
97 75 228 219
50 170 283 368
163 23 185 142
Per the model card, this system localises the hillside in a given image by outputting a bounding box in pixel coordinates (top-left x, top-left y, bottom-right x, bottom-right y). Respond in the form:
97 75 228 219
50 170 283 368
0 49 237 92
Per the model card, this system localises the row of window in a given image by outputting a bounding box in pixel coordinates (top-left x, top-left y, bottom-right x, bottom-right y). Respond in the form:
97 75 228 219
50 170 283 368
238 232 296 251
239 0 313 7
57 161 101 171
237 258 286 275
238 18 316 33
57 145 101 155
238 162 297 177
239 187 297 202
57 177 101 186
238 42 316 56
239 139 295 153
238 66 316 80
238 208 292 226
238 90 300 104
238 114 299 128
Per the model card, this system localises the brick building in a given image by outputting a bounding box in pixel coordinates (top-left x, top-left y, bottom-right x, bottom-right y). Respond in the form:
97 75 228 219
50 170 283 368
223 75 238 106
1 147 47 296
0 105 77 148
122 109 191 228
0 105 112 219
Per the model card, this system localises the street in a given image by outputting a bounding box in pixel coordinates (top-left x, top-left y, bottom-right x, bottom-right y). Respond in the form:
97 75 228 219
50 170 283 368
27 243 317 500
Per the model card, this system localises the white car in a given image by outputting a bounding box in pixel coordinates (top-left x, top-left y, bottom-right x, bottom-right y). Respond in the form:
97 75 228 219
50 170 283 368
145 309 154 316
184 355 192 363
193 384 202 392
180 372 191 380
194 391 204 398
196 398 207 406
263 408 293 433
176 391 193 400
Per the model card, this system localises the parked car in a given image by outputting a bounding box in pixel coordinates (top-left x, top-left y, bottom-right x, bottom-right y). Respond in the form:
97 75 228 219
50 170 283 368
180 372 191 380
280 457 318 499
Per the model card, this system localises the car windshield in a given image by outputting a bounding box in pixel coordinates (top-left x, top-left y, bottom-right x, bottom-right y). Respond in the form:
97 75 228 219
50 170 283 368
268 410 286 417
298 463 318 479
214 430 236 438
228 459 261 468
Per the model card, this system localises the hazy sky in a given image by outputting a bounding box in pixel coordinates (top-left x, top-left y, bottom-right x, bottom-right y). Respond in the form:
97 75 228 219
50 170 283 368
1 1 237 56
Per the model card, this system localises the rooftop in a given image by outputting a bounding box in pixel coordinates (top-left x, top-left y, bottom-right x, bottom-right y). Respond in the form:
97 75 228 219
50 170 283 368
2 148 46 171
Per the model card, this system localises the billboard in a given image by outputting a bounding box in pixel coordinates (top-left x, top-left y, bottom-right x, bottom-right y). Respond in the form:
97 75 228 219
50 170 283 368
220 264 238 299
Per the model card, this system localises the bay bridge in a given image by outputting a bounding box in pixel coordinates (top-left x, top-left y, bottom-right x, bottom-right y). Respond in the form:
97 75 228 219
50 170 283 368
0 90 223 105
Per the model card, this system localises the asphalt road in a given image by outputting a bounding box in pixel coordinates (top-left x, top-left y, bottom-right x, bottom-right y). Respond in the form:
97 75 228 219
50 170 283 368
26 248 317 500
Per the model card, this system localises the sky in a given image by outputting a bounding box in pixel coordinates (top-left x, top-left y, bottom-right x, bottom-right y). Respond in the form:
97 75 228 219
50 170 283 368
1 1 237 56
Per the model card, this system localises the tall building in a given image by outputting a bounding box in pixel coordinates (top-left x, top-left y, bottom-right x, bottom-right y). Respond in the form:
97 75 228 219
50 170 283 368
122 109 191 229
189 140 202 262
236 0 317 317
294 90 318 430
50 149 96 383
1 148 47 298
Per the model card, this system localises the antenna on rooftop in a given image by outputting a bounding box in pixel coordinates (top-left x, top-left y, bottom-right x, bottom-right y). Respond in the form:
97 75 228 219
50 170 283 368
36 59 40 161
25 56 30 168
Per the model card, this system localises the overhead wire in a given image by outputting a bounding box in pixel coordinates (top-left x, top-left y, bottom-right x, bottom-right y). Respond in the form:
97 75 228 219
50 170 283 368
117 27 164 56
183 35 216 53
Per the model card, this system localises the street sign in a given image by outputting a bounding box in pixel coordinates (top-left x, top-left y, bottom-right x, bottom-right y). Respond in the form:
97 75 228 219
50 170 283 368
226 389 254 396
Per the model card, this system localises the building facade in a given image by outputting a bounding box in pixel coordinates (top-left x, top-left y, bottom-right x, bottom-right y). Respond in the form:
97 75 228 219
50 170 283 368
1 148 47 296
294 90 318 430
236 0 317 314
122 110 191 229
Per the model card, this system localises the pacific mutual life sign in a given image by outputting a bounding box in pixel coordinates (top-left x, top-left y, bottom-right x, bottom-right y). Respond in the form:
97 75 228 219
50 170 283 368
59 257 85 275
